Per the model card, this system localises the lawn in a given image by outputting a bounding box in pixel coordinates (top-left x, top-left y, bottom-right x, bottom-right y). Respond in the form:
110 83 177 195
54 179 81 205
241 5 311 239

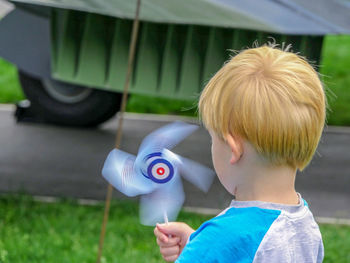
0 58 23 103
0 195 209 263
321 35 350 126
0 194 349 263
0 35 350 124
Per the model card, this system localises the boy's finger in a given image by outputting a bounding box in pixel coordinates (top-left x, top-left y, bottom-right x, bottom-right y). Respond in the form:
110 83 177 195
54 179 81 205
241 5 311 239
154 227 168 242
157 236 180 247
160 246 180 258
157 222 189 237
163 254 179 262
167 236 181 245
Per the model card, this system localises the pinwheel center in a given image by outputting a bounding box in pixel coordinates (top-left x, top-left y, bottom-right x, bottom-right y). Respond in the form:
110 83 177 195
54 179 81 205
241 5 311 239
147 158 174 184
141 152 162 179
157 167 165 175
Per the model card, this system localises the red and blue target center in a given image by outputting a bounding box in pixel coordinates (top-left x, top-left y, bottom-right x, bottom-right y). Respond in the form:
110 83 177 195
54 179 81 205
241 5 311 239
156 167 165 175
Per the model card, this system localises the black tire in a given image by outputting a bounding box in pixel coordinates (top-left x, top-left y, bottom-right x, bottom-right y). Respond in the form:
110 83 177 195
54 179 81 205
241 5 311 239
19 71 122 127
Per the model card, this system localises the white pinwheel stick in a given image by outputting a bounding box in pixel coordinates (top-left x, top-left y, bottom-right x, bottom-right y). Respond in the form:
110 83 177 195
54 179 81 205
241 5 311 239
163 210 172 238
164 211 169 224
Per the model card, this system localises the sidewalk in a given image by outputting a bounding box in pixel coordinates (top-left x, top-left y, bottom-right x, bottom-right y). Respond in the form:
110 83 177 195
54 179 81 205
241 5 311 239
0 105 349 221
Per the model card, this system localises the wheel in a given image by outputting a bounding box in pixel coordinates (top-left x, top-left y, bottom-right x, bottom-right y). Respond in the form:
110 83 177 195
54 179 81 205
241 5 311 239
18 71 122 127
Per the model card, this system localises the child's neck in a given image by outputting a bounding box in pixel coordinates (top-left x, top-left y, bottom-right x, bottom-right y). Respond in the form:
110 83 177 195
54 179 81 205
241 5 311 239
233 165 299 205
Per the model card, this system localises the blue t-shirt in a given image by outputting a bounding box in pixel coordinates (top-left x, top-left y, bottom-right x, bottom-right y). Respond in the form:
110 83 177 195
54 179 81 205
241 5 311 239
176 194 324 263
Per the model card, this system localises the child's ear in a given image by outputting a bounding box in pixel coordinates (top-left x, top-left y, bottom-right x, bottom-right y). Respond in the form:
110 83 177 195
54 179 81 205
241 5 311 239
224 133 243 164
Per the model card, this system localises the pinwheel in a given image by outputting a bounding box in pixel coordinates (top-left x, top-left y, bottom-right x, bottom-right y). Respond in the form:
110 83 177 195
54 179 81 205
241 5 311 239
102 121 215 226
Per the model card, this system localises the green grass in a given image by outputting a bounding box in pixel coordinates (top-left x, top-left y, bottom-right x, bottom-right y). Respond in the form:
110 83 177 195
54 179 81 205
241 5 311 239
321 224 350 262
0 194 349 263
0 58 24 103
1 35 350 123
125 94 197 117
0 195 210 263
321 35 350 126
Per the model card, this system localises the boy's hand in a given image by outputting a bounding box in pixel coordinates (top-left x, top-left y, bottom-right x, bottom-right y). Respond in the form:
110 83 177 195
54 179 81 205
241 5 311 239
154 222 195 262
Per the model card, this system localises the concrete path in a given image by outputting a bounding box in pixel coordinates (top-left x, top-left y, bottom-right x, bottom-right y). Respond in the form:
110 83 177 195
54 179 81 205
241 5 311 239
0 105 350 221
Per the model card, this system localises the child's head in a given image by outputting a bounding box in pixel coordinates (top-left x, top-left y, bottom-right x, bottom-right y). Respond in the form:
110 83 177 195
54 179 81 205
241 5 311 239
199 45 326 172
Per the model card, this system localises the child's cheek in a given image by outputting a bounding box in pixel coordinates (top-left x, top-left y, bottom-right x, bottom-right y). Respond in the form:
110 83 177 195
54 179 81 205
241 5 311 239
211 143 225 178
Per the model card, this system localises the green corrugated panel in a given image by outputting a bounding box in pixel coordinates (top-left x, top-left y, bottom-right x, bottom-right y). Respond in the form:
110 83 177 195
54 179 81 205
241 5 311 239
232 30 258 50
51 10 324 100
105 19 132 91
178 26 209 98
202 28 228 84
157 25 186 97
75 14 111 86
132 22 166 94
53 11 86 80
304 36 324 65
75 14 115 87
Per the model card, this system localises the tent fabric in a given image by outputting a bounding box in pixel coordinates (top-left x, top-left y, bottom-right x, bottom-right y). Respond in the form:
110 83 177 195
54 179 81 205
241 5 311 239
10 0 350 35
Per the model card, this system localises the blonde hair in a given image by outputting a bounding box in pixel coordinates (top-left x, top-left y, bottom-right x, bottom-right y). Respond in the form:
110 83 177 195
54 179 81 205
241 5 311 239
199 45 326 171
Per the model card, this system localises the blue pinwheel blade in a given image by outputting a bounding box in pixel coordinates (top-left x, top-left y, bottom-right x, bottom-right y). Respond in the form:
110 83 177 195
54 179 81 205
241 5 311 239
163 149 215 192
102 149 154 197
139 174 185 226
138 121 198 155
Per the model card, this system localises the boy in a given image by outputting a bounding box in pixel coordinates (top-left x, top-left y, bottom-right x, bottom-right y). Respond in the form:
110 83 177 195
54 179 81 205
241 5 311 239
154 44 326 262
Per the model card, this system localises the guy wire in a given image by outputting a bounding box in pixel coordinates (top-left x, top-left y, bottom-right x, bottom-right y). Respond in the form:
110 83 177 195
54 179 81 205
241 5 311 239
96 0 142 262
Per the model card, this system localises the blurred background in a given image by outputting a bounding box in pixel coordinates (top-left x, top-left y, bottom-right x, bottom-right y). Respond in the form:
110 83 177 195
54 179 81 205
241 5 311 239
0 0 350 262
